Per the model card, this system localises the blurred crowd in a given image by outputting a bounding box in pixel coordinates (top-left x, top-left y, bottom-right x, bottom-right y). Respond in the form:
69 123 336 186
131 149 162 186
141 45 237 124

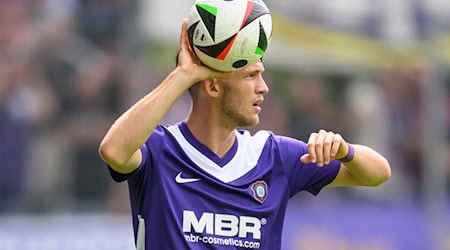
0 0 143 212
0 0 448 214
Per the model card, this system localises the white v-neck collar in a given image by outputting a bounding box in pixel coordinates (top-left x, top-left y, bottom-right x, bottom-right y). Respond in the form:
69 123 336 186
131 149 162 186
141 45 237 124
167 124 270 183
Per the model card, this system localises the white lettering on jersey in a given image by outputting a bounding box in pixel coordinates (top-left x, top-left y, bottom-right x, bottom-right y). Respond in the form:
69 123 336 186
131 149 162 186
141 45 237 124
183 211 214 234
182 210 262 240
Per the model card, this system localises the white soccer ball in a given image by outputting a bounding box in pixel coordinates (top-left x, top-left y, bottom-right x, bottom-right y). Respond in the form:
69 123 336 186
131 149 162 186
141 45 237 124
187 0 272 72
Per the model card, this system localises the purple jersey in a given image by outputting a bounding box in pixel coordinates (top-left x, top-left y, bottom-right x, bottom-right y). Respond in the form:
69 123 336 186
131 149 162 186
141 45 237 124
108 122 340 249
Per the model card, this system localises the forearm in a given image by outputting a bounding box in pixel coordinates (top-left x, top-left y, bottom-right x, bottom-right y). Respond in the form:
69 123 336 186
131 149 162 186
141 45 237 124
340 144 391 187
99 68 193 166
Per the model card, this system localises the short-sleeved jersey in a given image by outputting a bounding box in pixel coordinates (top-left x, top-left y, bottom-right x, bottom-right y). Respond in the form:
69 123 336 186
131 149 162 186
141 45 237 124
108 122 340 250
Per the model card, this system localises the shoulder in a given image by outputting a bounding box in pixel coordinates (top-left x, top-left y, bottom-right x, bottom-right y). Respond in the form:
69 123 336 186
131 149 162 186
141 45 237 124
236 129 271 143
238 129 305 147
236 129 306 155
143 123 182 155
148 123 180 142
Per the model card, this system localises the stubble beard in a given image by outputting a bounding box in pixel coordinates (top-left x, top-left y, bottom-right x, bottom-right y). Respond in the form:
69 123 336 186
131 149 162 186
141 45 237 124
220 86 259 129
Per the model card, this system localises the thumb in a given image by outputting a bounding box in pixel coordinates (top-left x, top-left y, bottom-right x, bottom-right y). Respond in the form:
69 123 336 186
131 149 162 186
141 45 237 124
300 154 314 164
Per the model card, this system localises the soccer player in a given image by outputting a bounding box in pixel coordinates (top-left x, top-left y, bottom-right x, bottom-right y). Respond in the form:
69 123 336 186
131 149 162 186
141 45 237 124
98 19 391 249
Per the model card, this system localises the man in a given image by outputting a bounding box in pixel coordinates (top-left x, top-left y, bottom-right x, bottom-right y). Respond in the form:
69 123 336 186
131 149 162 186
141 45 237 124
99 19 391 249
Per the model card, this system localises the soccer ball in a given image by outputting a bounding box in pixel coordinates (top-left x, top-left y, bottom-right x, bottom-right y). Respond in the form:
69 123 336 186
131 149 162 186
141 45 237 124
187 0 272 72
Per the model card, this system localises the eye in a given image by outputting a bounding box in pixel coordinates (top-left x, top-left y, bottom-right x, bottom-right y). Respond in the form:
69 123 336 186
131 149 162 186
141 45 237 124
246 73 257 79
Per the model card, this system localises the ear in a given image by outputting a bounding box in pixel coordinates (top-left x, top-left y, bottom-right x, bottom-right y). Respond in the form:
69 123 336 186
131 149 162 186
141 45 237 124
204 78 221 97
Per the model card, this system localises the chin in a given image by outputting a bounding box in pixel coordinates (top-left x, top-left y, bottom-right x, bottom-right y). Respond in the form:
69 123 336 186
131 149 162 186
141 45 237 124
239 116 259 128
253 116 260 126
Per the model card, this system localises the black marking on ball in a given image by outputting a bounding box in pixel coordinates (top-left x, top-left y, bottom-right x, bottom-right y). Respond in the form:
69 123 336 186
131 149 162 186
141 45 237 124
241 2 270 29
196 34 236 58
196 5 216 42
258 20 268 53
232 60 248 69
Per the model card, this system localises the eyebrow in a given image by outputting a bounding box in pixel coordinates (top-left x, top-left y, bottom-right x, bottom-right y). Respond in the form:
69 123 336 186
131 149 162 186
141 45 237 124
239 62 265 75
250 67 265 74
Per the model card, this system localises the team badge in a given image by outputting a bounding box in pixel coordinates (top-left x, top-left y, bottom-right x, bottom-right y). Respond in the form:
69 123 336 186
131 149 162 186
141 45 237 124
250 180 268 204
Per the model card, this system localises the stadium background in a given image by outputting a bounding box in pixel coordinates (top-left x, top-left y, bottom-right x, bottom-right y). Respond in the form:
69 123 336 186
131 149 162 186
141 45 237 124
0 0 449 249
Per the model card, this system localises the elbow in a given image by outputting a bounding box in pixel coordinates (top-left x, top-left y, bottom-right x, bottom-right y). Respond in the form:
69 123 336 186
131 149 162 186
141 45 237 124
379 158 392 184
98 140 125 167
367 158 392 187
98 142 113 165
367 173 391 187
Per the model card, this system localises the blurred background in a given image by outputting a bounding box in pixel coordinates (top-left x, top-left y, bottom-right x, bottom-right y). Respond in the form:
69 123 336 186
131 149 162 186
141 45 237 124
0 0 448 249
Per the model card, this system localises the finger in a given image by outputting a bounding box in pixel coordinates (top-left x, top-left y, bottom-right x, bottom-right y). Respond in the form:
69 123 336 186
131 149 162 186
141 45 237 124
314 130 327 166
300 154 312 164
216 70 233 79
178 19 202 67
330 133 343 159
176 19 188 67
323 131 334 165
306 132 318 163
179 19 188 50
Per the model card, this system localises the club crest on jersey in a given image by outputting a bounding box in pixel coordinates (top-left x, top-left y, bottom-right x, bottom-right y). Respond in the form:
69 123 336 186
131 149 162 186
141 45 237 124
250 180 268 204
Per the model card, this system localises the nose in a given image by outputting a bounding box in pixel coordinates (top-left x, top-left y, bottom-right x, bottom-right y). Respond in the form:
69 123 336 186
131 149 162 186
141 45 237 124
257 76 269 95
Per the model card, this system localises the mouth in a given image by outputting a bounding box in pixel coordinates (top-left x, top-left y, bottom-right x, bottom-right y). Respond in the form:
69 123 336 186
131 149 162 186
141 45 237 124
253 98 264 110
253 97 263 106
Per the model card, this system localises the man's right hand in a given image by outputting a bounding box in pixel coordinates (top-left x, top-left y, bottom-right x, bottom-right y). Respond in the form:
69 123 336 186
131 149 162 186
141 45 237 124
176 18 231 86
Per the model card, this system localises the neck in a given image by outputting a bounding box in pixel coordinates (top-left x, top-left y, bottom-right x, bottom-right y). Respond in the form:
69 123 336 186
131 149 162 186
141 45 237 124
185 112 236 158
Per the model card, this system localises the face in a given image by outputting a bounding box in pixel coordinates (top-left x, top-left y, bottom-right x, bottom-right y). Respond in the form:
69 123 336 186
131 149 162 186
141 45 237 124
218 61 269 128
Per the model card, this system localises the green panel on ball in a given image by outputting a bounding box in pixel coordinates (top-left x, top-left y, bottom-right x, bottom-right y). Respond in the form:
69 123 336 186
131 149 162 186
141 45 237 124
256 21 268 54
197 3 218 16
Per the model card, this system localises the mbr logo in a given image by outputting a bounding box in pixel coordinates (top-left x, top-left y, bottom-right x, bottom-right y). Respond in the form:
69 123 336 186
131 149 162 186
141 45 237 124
182 210 263 239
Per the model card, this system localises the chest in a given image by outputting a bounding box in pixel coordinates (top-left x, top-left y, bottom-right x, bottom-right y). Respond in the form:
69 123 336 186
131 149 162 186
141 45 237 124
150 146 290 213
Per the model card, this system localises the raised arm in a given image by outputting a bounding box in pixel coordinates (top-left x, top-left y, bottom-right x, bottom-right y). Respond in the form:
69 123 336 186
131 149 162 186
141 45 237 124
300 129 391 187
98 19 229 173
